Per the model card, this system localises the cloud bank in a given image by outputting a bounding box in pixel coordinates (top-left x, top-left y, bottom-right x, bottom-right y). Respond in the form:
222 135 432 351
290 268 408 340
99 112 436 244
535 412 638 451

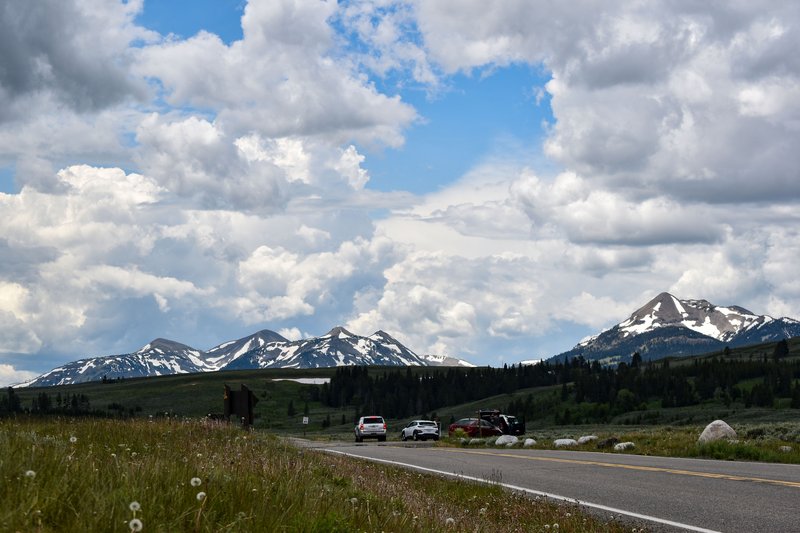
1 0 799 384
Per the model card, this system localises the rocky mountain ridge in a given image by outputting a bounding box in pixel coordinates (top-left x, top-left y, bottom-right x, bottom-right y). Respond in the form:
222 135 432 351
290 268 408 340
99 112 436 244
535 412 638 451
20 327 473 387
552 292 800 363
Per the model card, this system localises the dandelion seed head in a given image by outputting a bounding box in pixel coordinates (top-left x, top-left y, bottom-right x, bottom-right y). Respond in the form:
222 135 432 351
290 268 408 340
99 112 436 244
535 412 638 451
69 436 77 443
191 477 202 487
445 517 455 526
349 497 358 504
129 501 141 512
25 470 36 478
196 491 206 501
129 518 143 531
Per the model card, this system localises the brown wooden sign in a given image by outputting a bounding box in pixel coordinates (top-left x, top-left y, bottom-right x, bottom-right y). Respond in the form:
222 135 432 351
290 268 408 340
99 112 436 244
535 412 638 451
223 384 259 426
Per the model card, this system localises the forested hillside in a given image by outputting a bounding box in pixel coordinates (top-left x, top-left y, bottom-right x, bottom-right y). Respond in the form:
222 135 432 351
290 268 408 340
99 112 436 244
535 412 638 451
316 339 800 424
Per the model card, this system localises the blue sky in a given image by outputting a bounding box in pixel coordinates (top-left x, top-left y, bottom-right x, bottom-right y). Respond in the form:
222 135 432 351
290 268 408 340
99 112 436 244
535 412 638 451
1 1 799 385
136 1 554 196
136 0 245 44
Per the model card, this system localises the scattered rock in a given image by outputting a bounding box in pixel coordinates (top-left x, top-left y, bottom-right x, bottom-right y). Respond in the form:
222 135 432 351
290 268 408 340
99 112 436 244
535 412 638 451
596 437 620 449
468 438 485 446
779 445 792 453
495 435 519 446
523 438 537 447
577 435 598 445
698 420 737 443
614 441 635 451
554 438 578 447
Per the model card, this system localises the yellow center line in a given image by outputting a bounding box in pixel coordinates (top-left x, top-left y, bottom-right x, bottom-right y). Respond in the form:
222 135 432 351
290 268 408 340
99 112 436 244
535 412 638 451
437 448 800 489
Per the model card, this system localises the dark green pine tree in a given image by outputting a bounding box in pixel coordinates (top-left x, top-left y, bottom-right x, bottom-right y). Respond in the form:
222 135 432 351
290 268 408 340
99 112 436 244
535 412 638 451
791 382 800 409
287 400 296 417
773 339 789 361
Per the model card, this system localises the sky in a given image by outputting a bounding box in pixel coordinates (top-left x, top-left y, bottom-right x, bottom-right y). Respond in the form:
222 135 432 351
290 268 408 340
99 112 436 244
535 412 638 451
1 0 800 385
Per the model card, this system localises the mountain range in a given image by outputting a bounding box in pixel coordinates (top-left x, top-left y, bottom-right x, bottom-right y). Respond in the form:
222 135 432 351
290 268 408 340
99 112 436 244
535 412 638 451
19 292 800 388
20 327 474 388
550 292 800 363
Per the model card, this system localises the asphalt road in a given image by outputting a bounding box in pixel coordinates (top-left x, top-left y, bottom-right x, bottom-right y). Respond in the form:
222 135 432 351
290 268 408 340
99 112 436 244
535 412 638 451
299 440 800 532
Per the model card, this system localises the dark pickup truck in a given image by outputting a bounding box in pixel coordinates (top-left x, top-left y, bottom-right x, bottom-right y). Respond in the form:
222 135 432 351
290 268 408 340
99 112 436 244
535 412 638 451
479 409 525 436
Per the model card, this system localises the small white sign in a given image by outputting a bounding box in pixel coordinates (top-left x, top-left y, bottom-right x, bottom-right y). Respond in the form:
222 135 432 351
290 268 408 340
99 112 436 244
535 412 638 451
302 416 309 425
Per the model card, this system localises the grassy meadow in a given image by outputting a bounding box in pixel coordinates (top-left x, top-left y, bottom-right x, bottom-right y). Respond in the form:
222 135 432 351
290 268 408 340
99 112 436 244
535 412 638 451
0 416 633 532
444 422 800 464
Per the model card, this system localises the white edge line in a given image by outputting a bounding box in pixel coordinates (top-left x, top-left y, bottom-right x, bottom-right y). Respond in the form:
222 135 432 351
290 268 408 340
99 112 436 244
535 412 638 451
321 448 721 533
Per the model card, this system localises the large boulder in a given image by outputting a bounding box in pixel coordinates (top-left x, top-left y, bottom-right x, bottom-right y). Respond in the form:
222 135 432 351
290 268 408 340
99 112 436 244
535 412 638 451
495 435 519 446
698 420 737 443
614 441 635 451
554 438 578 447
523 438 537 447
577 435 598 445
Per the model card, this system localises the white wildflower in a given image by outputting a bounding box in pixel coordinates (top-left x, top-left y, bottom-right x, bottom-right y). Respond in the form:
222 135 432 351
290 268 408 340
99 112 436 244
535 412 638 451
191 477 202 487
196 492 206 502
129 518 143 531
129 501 141 512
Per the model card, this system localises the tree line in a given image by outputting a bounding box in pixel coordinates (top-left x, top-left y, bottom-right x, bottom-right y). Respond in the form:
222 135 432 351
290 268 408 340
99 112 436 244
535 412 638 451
315 342 800 424
0 387 136 417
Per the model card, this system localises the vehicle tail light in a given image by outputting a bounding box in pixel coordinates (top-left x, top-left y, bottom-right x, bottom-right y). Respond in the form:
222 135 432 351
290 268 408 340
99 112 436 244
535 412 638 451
359 424 364 430
383 422 387 430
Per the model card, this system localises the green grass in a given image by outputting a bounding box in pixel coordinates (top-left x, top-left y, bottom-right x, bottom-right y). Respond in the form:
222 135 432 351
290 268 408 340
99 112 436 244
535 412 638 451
438 422 800 464
1 416 632 532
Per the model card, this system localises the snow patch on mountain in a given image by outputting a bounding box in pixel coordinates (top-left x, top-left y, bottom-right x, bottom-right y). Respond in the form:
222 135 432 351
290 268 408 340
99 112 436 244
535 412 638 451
550 292 800 364
21 326 478 387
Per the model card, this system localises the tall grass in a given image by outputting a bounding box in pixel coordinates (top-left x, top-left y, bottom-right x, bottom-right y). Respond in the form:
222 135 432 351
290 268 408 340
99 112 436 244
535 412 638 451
450 424 800 464
1 417 632 532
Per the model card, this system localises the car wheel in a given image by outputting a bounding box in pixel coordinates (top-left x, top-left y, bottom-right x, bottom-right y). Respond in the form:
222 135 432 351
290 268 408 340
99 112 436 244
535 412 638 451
379 435 386 442
355 434 362 443
413 431 419 441
401 433 407 441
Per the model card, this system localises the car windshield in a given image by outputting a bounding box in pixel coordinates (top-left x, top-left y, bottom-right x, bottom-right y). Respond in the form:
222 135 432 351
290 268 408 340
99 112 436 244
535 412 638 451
506 416 517 423
480 420 495 428
363 417 383 424
419 421 436 426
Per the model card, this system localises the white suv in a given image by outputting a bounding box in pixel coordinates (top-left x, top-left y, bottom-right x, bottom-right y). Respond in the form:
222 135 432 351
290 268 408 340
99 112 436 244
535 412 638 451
355 416 387 442
400 420 440 441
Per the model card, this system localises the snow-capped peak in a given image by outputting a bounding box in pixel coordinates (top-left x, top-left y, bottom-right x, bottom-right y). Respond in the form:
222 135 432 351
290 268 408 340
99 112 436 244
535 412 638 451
549 291 800 365
617 292 761 342
325 326 354 338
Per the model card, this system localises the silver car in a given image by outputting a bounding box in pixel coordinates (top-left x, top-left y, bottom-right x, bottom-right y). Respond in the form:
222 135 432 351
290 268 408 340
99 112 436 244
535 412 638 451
400 420 440 441
355 416 387 442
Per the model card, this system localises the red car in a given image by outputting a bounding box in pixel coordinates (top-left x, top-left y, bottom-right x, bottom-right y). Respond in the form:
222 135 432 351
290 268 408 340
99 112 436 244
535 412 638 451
448 418 503 438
